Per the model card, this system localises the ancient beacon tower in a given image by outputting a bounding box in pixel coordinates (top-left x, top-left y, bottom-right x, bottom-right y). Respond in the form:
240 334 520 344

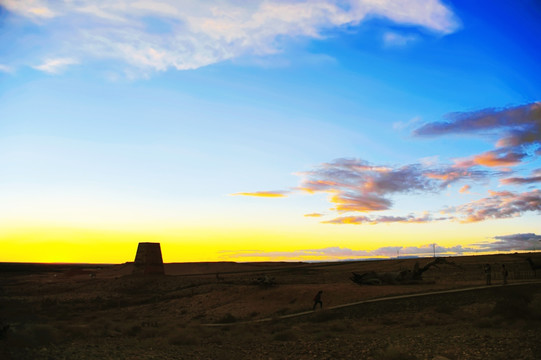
133 242 165 275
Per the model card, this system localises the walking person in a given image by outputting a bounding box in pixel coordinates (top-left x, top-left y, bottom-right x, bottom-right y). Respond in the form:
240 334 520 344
313 290 323 310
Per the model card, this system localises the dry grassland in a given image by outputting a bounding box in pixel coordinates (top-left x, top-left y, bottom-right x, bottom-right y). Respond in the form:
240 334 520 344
1 253 541 359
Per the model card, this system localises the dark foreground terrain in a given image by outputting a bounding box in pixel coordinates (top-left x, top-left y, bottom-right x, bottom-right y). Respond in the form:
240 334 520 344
1 253 541 359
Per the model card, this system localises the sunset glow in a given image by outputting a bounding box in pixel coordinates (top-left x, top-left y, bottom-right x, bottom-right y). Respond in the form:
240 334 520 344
1 1 540 263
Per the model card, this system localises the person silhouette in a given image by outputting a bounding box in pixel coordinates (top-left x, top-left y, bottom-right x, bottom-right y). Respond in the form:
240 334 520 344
501 264 508 285
483 264 492 285
313 290 323 310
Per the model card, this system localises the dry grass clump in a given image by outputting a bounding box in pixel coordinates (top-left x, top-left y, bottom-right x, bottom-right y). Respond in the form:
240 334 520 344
452 302 492 321
434 302 455 314
490 293 530 320
373 344 418 360
166 324 206 346
529 293 541 319
309 310 342 323
272 329 297 341
474 287 541 328
217 312 237 324
327 319 352 333
407 310 452 328
168 332 198 346
4 323 61 348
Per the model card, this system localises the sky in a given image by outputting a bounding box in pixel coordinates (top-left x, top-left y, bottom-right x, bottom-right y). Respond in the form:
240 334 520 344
1 0 540 263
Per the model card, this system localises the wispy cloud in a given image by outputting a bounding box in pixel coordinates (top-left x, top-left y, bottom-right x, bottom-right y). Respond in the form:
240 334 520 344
304 213 324 217
393 115 422 131
2 0 460 74
231 190 289 198
383 31 419 48
1 0 57 18
32 57 79 73
221 233 541 261
322 212 448 225
474 233 541 252
414 102 541 139
446 189 541 223
453 148 527 168
424 168 491 182
219 246 371 260
296 158 492 216
414 102 541 167
0 64 14 73
501 168 541 185
239 156 503 225
219 242 495 261
241 103 540 226
329 192 393 212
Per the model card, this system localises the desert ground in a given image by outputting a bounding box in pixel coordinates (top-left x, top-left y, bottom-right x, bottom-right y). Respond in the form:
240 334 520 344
1 253 541 359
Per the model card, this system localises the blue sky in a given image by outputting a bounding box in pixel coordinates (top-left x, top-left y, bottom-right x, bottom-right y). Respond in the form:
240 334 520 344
1 0 540 262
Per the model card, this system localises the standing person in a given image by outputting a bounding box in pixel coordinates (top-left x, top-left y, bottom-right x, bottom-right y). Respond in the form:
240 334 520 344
313 290 323 310
501 264 508 285
484 264 492 285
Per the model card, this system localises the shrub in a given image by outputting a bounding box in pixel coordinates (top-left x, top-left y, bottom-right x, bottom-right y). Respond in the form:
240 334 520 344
124 325 142 336
7 324 61 348
217 313 237 324
474 316 502 329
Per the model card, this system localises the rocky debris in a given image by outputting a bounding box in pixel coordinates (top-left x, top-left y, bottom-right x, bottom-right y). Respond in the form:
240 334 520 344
351 258 458 285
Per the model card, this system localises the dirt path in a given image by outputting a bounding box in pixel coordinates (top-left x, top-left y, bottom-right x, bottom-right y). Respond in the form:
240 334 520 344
202 280 541 326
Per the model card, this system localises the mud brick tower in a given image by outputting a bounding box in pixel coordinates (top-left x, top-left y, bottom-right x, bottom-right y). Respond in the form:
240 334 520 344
133 242 165 275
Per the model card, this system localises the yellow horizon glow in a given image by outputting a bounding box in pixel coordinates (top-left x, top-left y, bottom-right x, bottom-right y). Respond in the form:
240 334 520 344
1 217 529 264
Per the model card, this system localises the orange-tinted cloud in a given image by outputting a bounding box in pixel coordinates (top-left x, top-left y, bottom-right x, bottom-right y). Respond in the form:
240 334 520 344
231 190 288 198
304 213 323 217
449 189 541 223
296 158 493 217
414 102 541 141
297 180 341 193
415 102 541 168
221 233 541 260
459 185 471 194
236 157 496 224
323 213 448 225
425 168 490 183
477 233 541 251
472 149 525 167
501 168 541 185
330 193 392 212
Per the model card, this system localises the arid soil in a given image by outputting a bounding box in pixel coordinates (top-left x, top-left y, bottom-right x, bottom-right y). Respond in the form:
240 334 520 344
1 253 541 359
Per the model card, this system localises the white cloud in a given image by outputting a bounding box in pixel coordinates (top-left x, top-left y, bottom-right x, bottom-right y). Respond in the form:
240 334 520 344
474 233 541 252
1 0 56 18
0 64 14 73
220 235 540 260
383 31 420 47
32 57 79 74
1 0 460 74
393 115 422 130
220 243 480 261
